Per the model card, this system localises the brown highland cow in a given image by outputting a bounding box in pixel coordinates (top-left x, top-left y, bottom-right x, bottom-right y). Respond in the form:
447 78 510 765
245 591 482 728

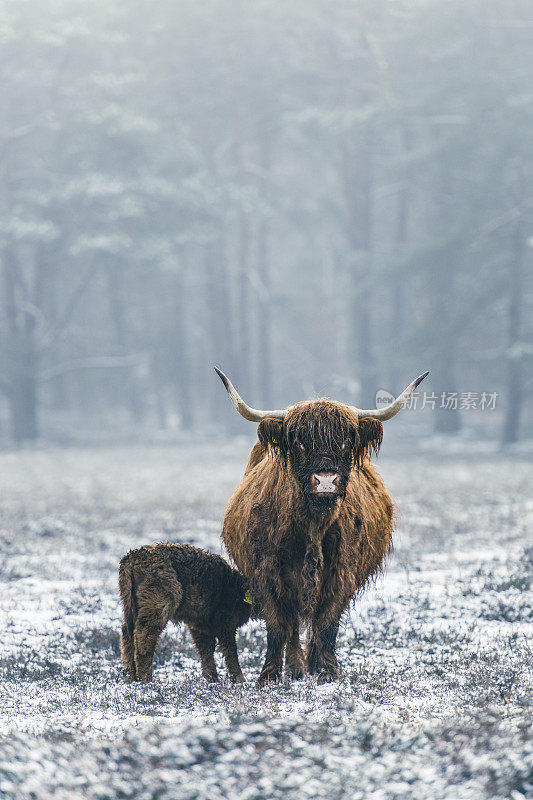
216 367 429 686
119 543 251 683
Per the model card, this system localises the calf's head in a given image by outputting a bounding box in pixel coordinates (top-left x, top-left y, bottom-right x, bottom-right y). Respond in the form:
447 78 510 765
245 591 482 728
215 367 428 512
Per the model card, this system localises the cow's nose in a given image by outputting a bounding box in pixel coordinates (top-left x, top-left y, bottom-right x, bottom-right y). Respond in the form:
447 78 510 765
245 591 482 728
311 473 340 493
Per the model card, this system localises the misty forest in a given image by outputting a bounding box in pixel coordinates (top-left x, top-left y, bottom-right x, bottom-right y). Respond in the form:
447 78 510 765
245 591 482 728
1 3 532 800
1 0 532 447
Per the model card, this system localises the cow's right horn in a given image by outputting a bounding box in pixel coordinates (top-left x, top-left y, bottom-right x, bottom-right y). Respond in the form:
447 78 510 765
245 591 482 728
215 367 286 421
351 371 429 421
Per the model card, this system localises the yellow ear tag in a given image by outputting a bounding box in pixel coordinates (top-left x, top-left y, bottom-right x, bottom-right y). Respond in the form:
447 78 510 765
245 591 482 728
243 590 253 605
272 438 278 445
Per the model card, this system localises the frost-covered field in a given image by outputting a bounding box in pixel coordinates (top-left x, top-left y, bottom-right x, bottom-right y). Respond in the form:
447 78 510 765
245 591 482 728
0 442 531 799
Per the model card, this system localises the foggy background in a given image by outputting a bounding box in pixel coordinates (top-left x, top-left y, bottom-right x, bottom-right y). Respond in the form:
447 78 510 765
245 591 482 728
1 4 532 792
1 0 532 447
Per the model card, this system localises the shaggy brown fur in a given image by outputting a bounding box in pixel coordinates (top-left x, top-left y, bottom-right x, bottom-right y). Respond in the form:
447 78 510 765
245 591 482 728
119 543 251 683
222 400 394 686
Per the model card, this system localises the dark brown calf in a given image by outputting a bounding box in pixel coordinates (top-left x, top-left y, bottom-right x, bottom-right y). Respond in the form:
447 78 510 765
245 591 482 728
119 543 251 683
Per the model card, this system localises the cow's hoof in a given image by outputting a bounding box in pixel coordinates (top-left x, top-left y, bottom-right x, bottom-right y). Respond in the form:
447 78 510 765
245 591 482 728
286 663 306 681
316 668 341 685
231 673 245 684
257 670 282 688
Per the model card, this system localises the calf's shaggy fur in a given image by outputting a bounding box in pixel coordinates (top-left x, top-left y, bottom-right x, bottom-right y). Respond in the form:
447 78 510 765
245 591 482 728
119 543 251 683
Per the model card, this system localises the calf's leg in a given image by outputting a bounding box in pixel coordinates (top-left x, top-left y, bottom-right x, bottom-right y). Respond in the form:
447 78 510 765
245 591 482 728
189 627 218 682
121 622 137 682
218 629 245 683
133 574 181 682
134 609 169 681
119 558 138 682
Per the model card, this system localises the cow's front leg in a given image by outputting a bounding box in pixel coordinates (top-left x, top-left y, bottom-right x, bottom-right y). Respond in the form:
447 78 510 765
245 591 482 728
307 617 341 684
285 620 305 680
257 625 285 687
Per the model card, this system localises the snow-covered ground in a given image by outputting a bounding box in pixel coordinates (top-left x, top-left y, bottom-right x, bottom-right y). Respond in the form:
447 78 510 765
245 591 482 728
0 442 531 799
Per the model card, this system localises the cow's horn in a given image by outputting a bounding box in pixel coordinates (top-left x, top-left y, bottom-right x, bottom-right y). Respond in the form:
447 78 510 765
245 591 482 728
352 371 429 421
214 367 286 421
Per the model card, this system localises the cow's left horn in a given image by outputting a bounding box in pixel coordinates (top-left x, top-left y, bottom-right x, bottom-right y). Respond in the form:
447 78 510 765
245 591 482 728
352 371 429 421
215 367 286 421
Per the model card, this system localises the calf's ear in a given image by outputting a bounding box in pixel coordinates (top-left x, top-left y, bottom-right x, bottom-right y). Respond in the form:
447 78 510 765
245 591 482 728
357 417 383 459
258 418 284 452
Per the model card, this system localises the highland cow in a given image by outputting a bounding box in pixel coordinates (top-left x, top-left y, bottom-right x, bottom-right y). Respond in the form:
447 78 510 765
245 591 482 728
216 367 429 686
119 543 251 683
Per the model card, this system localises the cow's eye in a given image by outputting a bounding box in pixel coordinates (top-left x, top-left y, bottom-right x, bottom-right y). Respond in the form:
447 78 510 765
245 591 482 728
341 440 349 450
297 440 305 452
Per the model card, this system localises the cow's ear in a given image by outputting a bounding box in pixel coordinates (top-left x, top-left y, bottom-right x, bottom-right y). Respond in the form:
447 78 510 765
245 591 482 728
258 418 284 452
357 417 383 460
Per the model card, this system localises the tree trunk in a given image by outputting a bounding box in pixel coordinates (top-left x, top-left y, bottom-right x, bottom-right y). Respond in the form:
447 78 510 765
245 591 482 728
501 216 526 446
46 261 71 413
9 368 38 444
150 353 168 430
173 269 193 431
388 125 412 393
431 162 461 435
343 130 376 407
106 262 144 424
256 135 273 408
433 348 461 434
256 215 272 408
2 249 40 443
237 213 253 399
205 236 236 425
